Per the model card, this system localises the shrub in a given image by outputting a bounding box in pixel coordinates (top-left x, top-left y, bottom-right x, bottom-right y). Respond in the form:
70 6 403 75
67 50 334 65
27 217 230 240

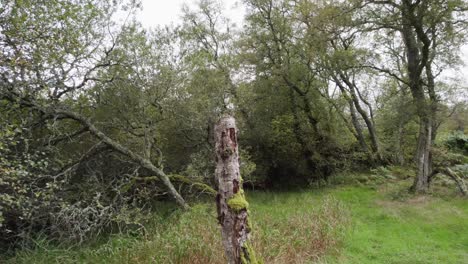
0 125 63 249
443 131 468 155
0 125 152 250
431 146 468 168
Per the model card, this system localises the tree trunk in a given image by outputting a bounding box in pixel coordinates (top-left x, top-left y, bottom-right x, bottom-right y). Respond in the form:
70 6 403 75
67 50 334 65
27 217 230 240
411 117 432 192
289 89 318 176
333 76 377 161
215 115 258 264
317 88 366 151
400 0 434 193
349 100 370 153
340 74 383 162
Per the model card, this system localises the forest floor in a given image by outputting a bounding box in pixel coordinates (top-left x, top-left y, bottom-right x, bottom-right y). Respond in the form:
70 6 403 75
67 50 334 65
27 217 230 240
4 172 468 264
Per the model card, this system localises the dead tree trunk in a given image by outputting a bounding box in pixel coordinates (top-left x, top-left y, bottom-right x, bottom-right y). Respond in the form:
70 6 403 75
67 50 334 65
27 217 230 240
215 115 259 264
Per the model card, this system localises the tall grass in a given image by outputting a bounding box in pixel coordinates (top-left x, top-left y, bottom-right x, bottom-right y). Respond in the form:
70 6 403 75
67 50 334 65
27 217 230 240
4 173 467 264
4 193 349 264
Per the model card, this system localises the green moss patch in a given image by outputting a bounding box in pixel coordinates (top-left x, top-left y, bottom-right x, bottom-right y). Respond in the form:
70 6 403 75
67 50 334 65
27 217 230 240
227 191 249 212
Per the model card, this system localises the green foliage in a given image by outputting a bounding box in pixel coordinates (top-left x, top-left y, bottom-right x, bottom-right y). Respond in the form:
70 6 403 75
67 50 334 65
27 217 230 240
270 115 303 158
370 166 396 180
183 150 214 180
452 164 468 182
1 0 468 257
239 148 259 185
432 146 468 168
0 120 155 249
443 131 468 155
0 123 62 249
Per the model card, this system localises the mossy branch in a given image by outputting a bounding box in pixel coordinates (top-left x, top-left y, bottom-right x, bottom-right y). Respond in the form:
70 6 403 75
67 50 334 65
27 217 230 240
121 174 216 196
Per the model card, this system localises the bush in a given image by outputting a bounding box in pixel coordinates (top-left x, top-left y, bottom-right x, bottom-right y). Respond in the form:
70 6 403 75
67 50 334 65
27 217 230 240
443 131 468 155
431 146 468 168
0 125 152 250
370 166 395 180
0 125 63 249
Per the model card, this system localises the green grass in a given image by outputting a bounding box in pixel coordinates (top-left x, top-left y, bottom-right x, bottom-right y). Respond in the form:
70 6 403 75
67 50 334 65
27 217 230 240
3 175 468 264
334 182 468 264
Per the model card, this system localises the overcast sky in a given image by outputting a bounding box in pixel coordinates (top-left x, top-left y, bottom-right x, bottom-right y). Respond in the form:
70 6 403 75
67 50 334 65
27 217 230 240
137 0 245 28
135 0 468 87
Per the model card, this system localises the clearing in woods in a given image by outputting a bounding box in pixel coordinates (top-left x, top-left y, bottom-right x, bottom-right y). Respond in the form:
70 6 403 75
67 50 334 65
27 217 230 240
4 175 468 264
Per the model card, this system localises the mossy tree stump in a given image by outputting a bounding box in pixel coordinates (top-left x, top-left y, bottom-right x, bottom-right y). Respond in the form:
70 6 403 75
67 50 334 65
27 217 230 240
215 115 259 264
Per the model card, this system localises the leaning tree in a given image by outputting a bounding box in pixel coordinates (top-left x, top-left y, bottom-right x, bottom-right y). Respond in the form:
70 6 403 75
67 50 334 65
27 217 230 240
0 0 188 208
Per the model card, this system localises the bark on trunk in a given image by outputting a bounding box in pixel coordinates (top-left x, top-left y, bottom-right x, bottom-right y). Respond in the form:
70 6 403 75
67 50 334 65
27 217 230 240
340 74 383 162
349 101 370 153
411 117 432 192
215 115 258 264
333 76 377 161
400 0 435 193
